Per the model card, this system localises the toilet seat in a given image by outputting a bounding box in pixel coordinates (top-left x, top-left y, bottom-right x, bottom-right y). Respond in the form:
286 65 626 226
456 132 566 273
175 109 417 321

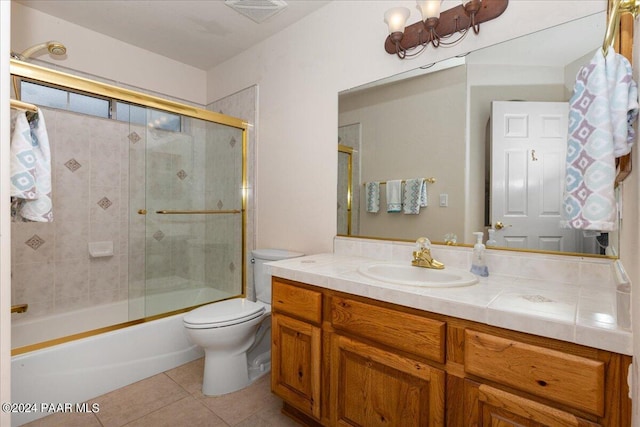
184 299 265 329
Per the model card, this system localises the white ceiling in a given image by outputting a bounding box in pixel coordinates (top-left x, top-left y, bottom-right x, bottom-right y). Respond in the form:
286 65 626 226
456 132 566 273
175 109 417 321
16 0 331 70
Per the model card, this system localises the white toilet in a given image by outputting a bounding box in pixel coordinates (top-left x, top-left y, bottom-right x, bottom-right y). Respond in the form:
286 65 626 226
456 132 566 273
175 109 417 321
183 248 303 396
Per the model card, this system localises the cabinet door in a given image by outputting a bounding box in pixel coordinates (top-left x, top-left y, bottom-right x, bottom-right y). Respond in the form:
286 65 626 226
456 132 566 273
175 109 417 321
464 380 602 427
271 313 321 419
331 334 445 427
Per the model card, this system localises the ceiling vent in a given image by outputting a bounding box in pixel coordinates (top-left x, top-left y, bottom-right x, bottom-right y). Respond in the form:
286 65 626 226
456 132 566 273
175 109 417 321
224 0 288 24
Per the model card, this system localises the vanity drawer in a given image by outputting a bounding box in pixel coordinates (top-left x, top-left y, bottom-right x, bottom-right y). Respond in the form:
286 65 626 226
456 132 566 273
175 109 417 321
331 296 445 363
464 330 605 416
272 279 322 324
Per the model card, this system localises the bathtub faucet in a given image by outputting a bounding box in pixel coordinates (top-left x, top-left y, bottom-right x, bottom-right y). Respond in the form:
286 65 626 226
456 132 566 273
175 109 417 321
412 237 444 269
11 303 28 314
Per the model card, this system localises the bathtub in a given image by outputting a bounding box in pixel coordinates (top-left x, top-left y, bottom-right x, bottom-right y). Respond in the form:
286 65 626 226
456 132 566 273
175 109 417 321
12 286 233 348
10 287 234 426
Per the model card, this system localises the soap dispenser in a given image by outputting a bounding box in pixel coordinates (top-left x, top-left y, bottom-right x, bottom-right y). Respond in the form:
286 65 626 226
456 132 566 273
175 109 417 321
486 228 497 246
470 232 489 277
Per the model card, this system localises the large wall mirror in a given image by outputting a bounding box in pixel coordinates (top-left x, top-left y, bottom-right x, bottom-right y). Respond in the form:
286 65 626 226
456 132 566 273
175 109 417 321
337 11 620 258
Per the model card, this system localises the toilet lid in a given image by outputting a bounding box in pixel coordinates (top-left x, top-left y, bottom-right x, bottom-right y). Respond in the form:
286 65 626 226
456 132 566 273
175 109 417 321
183 298 265 328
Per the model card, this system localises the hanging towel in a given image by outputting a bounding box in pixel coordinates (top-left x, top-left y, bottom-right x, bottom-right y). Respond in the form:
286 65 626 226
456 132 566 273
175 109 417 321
562 48 638 231
10 111 38 200
365 182 380 213
11 109 53 222
403 178 428 214
386 180 403 213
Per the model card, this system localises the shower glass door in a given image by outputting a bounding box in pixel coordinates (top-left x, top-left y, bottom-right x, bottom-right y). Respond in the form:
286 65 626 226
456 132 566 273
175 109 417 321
129 106 245 318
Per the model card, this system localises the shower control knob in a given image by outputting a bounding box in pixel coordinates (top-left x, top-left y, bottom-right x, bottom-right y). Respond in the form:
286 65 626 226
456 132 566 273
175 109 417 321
138 209 147 215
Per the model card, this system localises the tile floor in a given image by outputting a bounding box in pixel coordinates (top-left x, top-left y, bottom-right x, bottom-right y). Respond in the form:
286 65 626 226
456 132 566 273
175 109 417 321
24 358 300 427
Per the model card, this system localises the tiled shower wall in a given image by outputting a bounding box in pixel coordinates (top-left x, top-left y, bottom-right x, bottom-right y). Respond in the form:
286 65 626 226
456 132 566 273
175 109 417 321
11 108 132 319
208 86 257 300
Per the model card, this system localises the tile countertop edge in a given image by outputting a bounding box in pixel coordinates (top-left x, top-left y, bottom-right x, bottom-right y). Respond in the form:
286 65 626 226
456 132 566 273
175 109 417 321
268 254 633 356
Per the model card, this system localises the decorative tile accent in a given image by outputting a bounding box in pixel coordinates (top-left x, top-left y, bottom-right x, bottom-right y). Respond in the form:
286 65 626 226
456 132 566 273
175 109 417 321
229 136 237 148
153 230 165 241
176 169 188 180
64 158 82 172
97 197 113 210
25 234 45 250
128 132 141 144
522 295 554 303
217 200 224 209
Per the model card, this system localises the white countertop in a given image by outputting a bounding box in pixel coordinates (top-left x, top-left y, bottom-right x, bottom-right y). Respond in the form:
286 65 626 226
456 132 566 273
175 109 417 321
268 252 632 355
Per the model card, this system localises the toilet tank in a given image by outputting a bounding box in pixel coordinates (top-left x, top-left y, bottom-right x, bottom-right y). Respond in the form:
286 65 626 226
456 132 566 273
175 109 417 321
252 249 304 304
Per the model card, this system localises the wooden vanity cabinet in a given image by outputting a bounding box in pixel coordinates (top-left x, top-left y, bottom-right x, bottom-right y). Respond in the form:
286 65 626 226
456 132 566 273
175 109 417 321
330 296 446 426
271 280 323 420
271 277 631 426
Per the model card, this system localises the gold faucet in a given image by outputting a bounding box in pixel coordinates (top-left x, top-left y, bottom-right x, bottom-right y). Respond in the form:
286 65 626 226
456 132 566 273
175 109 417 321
411 237 444 269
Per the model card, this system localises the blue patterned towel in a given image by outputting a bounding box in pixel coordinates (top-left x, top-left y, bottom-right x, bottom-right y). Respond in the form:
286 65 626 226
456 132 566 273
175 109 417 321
10 109 53 222
403 178 428 214
562 48 638 231
386 180 403 213
365 182 380 213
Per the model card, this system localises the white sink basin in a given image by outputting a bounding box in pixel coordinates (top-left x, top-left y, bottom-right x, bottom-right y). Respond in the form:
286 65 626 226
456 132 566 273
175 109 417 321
358 263 478 288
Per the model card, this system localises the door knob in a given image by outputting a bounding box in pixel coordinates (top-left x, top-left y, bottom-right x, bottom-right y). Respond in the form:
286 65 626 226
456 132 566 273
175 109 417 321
138 209 147 215
494 221 511 230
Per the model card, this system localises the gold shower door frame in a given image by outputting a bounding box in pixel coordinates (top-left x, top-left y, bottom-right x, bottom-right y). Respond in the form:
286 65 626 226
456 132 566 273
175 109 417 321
10 59 249 355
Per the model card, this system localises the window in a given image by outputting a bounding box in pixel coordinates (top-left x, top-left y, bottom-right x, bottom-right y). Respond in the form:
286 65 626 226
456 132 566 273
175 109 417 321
20 80 182 132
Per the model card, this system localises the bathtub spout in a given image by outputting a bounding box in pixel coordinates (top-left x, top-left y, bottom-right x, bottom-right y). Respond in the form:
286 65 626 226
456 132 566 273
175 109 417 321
11 303 28 314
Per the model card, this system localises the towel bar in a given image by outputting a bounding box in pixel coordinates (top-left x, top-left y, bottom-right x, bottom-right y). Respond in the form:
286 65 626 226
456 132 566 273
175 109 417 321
155 210 241 215
364 177 436 186
10 99 37 113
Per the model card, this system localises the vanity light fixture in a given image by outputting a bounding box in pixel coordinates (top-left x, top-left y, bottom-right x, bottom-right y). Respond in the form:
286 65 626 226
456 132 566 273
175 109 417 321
384 0 509 59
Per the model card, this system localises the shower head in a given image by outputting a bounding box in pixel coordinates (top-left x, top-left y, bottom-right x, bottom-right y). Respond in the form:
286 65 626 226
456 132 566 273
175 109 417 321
18 41 67 59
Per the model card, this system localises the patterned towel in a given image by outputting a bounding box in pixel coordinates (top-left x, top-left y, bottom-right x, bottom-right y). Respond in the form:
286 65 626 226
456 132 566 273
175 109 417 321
386 180 403 213
10 111 38 200
10 109 53 222
562 48 638 231
403 178 428 214
365 182 380 213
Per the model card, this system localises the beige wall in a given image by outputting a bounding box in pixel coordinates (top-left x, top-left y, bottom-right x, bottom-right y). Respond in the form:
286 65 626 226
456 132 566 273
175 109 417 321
339 65 466 241
10 2 207 105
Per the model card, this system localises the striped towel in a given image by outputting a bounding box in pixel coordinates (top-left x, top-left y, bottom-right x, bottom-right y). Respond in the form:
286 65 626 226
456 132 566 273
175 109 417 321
403 178 428 214
365 182 380 213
